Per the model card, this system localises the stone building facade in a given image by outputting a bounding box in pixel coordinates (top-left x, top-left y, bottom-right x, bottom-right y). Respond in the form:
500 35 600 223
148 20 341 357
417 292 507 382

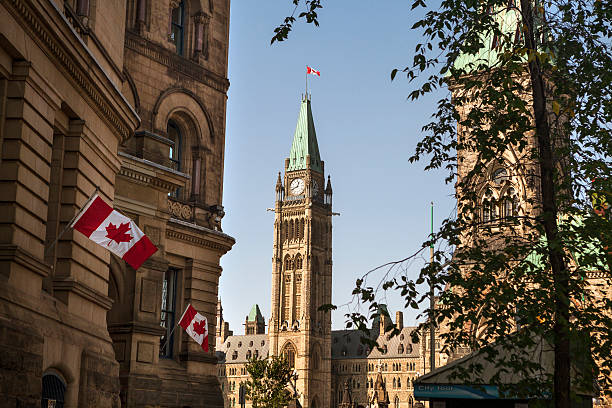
0 0 233 406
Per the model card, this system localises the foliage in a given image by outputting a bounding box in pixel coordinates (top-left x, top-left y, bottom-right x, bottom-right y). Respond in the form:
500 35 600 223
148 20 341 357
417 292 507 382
245 355 294 408
275 0 611 406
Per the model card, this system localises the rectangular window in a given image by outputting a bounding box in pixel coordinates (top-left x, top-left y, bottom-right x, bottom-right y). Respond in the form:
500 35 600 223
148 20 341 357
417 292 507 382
160 268 178 357
171 1 185 56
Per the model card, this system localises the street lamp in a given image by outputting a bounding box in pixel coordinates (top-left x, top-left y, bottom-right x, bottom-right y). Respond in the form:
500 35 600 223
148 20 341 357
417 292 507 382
288 369 300 408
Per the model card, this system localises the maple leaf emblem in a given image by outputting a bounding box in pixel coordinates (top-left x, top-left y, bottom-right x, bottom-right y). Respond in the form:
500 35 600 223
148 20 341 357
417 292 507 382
105 222 133 245
192 319 207 336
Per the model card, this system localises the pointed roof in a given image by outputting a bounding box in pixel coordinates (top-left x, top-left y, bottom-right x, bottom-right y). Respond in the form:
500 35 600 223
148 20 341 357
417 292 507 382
247 304 264 322
287 97 322 173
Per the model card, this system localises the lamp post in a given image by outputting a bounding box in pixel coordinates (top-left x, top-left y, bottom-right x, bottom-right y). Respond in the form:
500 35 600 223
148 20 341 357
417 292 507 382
289 369 300 407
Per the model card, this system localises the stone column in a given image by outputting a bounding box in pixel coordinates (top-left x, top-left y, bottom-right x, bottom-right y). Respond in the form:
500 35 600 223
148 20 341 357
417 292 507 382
136 0 146 32
192 12 210 60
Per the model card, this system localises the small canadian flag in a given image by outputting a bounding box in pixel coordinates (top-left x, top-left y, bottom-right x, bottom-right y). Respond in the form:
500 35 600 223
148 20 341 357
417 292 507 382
306 66 320 76
71 194 157 270
179 304 209 352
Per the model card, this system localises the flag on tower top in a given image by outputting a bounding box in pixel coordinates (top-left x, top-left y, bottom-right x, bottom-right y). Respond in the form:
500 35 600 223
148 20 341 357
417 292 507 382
179 304 209 352
71 194 157 270
307 66 320 76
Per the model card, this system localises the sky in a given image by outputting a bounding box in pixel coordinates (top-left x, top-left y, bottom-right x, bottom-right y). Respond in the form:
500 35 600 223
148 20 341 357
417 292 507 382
219 0 454 333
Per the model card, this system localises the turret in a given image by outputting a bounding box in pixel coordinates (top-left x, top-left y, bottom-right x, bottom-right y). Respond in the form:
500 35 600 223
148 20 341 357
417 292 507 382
324 175 333 205
275 172 283 202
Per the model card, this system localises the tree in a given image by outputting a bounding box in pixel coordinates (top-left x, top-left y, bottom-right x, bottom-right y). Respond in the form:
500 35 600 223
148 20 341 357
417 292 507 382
245 355 294 408
273 1 611 407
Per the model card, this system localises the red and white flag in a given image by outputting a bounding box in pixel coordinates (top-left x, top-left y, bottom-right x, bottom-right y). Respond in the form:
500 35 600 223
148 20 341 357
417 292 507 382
71 194 157 270
306 66 320 76
179 304 209 352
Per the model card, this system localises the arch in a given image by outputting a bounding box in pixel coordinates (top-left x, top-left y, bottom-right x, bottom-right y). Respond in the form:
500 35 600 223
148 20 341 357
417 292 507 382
395 395 400 407
295 254 302 269
311 396 320 408
311 342 322 371
42 370 67 407
290 219 295 241
152 87 215 146
281 341 297 368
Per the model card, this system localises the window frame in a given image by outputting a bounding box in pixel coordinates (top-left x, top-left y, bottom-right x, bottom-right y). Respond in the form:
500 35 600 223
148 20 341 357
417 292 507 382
160 268 178 358
170 1 185 56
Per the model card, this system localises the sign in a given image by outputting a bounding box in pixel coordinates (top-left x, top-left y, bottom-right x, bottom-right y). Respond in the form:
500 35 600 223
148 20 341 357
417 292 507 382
414 384 501 399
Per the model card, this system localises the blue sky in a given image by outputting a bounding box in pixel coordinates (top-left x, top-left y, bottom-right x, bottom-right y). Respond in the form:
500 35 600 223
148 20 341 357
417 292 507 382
219 0 454 332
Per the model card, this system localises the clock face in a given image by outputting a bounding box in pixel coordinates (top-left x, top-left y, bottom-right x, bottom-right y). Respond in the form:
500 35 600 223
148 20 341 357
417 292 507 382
312 180 320 196
289 178 305 195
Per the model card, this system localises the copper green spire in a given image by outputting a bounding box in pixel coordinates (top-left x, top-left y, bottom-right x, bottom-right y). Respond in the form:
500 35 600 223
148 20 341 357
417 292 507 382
287 96 322 173
247 304 264 323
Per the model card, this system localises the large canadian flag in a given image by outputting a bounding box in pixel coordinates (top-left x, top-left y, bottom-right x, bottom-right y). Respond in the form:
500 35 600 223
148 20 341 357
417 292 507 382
179 304 209 352
71 194 157 270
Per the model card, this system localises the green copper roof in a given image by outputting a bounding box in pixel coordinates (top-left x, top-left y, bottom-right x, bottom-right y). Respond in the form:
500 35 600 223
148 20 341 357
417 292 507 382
453 8 523 73
287 98 323 173
247 304 264 322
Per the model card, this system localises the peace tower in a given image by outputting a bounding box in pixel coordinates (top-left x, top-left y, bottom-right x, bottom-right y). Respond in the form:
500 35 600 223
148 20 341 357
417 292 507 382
269 95 334 408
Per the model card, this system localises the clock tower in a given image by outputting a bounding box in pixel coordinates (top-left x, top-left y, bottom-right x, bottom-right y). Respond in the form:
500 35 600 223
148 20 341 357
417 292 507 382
269 96 333 408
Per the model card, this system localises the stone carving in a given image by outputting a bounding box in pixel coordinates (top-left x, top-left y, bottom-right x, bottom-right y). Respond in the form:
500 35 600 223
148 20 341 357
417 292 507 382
168 198 193 221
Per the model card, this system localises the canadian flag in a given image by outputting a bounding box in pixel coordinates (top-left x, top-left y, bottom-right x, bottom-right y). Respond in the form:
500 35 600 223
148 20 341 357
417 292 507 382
307 66 320 76
71 194 157 270
179 304 209 352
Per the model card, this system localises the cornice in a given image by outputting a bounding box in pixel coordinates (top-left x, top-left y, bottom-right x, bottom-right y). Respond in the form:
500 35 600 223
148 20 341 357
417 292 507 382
4 0 140 143
118 151 188 192
179 350 218 364
108 321 166 336
53 277 114 311
166 219 235 254
125 31 230 94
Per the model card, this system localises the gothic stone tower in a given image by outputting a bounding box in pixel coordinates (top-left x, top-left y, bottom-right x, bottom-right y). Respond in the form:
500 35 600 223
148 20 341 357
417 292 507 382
269 96 334 408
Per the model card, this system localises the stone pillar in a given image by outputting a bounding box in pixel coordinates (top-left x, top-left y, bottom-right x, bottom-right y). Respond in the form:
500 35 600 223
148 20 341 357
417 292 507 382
76 0 89 17
136 0 146 32
192 12 210 60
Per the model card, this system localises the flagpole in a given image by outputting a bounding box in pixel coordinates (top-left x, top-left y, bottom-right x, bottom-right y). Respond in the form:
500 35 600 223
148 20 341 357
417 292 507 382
45 186 100 255
160 324 178 355
305 66 308 98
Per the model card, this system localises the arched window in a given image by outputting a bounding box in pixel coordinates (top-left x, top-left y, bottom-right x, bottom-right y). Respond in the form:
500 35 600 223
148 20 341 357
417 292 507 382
170 1 185 55
398 377 402 388
395 396 400 407
503 187 518 218
409 396 414 407
283 273 291 322
294 273 302 318
299 218 305 240
398 344 404 354
482 189 496 222
42 371 66 408
492 168 508 185
285 255 292 271
290 219 295 241
295 254 303 269
282 343 297 369
312 346 320 370
284 220 289 242
393 378 396 388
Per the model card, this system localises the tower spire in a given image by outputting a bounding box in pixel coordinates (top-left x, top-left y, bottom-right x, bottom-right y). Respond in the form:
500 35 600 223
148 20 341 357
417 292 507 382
287 98 322 173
